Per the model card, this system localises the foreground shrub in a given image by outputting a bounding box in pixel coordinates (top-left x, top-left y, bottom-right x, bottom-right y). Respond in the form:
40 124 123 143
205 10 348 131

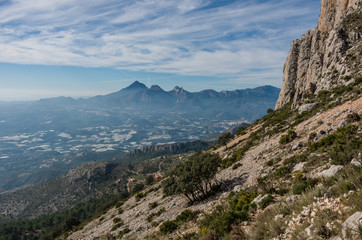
279 129 297 144
160 220 178 234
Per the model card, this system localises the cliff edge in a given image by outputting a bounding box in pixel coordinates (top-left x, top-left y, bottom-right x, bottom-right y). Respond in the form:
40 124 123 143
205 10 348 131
275 0 361 109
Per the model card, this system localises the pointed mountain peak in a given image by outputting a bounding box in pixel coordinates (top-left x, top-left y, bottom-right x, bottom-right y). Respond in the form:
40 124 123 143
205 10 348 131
173 86 187 94
149 85 163 91
124 81 147 90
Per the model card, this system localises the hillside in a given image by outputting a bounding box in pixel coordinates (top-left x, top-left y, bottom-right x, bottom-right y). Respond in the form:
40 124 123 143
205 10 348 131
63 1 362 239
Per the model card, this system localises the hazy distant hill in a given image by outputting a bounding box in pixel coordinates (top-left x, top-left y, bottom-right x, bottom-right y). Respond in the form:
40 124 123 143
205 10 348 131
86 81 280 120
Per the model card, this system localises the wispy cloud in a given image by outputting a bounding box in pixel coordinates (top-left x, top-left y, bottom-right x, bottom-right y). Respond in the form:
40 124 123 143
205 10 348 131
0 0 320 83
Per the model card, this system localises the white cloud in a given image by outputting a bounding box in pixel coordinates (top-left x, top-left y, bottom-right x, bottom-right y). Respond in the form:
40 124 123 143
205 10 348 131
0 0 320 83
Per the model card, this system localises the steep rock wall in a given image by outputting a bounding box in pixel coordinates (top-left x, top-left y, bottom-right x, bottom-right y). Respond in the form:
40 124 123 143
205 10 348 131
275 0 361 109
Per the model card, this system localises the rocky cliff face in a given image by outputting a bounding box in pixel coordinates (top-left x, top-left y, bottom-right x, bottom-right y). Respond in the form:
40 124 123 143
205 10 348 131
275 0 361 109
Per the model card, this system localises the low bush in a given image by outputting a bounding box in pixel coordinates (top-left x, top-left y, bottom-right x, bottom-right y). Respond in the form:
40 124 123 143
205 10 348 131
160 220 178 234
176 210 198 223
199 190 256 237
148 201 158 209
279 129 297 144
113 217 122 224
147 207 165 222
118 227 130 238
292 179 316 195
111 223 122 231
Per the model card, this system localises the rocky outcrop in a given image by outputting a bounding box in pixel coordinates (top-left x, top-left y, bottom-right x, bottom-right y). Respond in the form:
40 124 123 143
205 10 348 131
318 0 359 33
275 0 362 109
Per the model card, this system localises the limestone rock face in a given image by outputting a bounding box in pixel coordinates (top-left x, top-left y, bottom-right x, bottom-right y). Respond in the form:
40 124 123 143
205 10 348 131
275 0 362 109
318 0 359 33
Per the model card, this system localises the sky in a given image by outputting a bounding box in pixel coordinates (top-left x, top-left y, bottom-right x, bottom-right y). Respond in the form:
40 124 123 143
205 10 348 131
0 0 321 101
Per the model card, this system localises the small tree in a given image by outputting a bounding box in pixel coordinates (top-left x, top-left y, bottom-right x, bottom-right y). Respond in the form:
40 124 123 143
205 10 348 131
162 152 221 203
267 108 274 114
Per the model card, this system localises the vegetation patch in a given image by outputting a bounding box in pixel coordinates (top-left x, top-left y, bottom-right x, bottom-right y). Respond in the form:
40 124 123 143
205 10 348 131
160 220 178 234
199 190 256 238
311 125 361 165
147 208 165 222
162 152 221 203
279 128 297 144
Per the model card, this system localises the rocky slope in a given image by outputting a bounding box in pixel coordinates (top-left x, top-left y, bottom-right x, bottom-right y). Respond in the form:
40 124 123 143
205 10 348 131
275 0 361 109
64 1 361 239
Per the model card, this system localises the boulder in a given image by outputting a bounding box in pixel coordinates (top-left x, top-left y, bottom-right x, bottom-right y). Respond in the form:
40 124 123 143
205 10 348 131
341 211 362 239
337 119 349 128
350 159 361 167
292 142 303 151
317 165 343 178
298 103 317 114
293 162 307 173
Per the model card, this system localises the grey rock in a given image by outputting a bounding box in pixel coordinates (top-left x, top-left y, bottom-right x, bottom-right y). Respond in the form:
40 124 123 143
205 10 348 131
292 142 303 151
318 165 343 178
338 119 349 128
305 224 313 236
286 195 300 204
329 237 342 240
342 211 362 239
233 185 244 192
350 159 361 167
293 162 307 173
298 103 317 114
251 194 268 206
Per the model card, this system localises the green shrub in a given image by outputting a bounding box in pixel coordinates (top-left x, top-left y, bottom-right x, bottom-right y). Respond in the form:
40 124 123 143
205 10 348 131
292 180 316 195
181 232 198 240
160 220 178 234
176 210 198 223
259 194 273 209
147 207 165 222
274 166 291 179
279 129 297 144
200 190 256 237
118 227 130 238
232 162 242 170
111 223 122 231
162 152 221 203
266 159 274 166
113 217 122 224
148 202 158 209
335 180 356 195
311 125 360 165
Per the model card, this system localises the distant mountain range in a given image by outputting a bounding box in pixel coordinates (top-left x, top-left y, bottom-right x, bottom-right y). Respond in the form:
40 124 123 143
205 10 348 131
38 81 280 121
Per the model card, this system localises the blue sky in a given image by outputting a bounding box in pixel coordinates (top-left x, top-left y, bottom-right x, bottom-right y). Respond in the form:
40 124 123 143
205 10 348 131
0 0 320 100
